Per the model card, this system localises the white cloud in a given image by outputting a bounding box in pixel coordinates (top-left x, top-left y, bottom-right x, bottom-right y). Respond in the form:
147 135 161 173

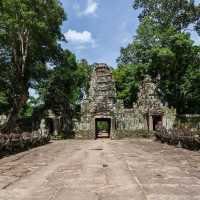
64 29 96 49
74 0 98 16
83 0 98 15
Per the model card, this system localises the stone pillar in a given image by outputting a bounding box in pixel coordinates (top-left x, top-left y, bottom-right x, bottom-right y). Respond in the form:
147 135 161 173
150 116 153 131
91 117 96 139
111 118 115 139
163 115 167 129
144 115 148 130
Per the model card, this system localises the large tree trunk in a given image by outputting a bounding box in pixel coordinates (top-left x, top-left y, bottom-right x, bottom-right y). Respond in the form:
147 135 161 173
0 30 30 134
0 80 29 134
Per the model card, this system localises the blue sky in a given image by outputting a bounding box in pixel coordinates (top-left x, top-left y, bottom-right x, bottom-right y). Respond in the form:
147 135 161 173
61 0 139 67
61 0 200 67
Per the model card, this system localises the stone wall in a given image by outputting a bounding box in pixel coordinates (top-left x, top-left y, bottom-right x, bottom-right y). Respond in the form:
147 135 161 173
115 100 145 131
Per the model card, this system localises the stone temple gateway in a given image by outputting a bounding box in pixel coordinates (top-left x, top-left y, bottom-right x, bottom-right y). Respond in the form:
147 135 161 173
75 63 176 139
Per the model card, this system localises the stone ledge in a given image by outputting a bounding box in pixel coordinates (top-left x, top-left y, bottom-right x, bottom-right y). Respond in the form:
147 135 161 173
74 130 95 140
114 130 154 140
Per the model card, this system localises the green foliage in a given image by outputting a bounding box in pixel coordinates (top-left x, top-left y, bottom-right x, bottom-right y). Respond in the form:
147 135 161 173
19 102 34 118
96 121 110 132
40 52 92 116
149 33 200 113
19 96 40 118
115 1 200 113
113 64 147 107
0 91 9 113
133 0 200 31
117 17 161 66
43 50 79 115
77 59 93 99
0 0 66 131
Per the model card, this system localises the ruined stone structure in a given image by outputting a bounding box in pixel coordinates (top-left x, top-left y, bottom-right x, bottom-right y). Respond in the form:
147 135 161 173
75 63 176 139
114 76 176 138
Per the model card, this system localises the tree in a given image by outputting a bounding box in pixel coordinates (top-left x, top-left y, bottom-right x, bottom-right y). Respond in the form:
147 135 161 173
182 65 200 113
36 51 92 135
148 33 200 113
113 64 147 107
0 0 65 132
133 0 200 32
43 50 78 116
45 56 92 113
117 17 162 66
116 1 200 114
77 59 93 100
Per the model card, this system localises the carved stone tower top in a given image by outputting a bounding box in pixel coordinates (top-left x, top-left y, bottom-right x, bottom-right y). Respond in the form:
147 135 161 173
89 63 116 116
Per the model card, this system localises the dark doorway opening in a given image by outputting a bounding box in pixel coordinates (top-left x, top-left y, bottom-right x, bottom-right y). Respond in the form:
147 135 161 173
46 118 54 135
95 118 111 139
152 115 163 131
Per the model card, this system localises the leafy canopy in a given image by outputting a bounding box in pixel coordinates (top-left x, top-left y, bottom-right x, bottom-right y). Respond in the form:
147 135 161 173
0 0 65 131
114 0 200 114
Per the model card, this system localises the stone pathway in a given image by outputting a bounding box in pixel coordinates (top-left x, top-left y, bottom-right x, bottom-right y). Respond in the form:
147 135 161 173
0 139 199 200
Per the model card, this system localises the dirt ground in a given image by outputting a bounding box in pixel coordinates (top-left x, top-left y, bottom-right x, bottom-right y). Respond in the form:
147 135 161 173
0 139 200 200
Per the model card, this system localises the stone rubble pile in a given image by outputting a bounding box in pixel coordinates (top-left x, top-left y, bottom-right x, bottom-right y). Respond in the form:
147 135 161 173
0 131 50 155
155 127 200 150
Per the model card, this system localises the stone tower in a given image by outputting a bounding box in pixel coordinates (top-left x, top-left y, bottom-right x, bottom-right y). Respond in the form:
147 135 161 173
90 63 116 116
75 63 117 139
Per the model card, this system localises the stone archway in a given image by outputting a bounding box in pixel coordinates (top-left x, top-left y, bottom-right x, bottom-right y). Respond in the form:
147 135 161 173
95 118 111 139
46 118 54 135
152 115 163 131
